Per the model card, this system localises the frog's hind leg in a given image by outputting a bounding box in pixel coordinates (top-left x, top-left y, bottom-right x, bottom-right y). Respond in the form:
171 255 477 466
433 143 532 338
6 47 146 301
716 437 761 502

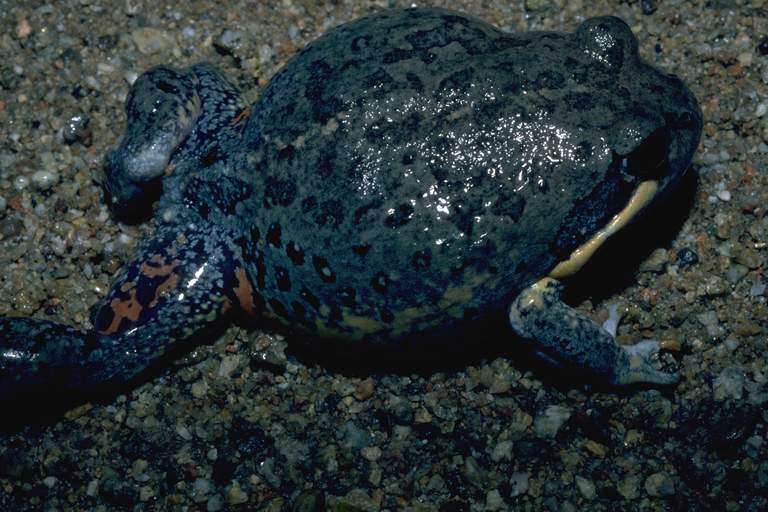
104 64 247 220
508 278 679 386
0 221 258 404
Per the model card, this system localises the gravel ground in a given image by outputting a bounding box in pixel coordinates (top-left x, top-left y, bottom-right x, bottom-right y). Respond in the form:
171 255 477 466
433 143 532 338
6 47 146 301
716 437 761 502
1 0 767 510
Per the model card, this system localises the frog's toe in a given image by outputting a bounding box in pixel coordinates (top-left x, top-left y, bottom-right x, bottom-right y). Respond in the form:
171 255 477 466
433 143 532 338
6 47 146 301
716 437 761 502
601 303 621 338
611 340 679 386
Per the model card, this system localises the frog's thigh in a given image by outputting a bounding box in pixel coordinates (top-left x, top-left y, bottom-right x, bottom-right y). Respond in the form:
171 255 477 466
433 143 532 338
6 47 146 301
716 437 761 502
508 180 678 386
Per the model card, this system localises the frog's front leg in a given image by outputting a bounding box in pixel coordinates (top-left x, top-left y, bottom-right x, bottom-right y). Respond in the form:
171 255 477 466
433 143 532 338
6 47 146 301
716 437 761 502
508 278 678 386
104 64 247 219
0 221 260 403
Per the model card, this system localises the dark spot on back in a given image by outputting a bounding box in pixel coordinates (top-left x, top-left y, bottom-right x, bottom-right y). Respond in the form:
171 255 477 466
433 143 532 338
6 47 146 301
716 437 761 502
338 287 356 308
286 242 305 266
200 145 219 167
379 308 394 323
291 300 306 319
575 141 593 162
491 191 526 221
385 204 414 228
254 250 267 289
411 249 432 270
264 176 297 207
277 145 294 160
405 72 424 92
302 196 318 213
267 223 282 247
437 68 474 94
300 287 320 310
352 244 371 256
268 298 288 318
353 199 383 224
329 304 343 323
313 256 336 283
315 199 345 227
275 266 291 291
383 48 414 64
565 91 596 111
156 80 179 94
536 70 565 90
371 272 390 294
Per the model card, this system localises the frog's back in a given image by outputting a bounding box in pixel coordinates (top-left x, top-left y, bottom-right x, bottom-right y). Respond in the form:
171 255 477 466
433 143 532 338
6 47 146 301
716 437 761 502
235 8 650 341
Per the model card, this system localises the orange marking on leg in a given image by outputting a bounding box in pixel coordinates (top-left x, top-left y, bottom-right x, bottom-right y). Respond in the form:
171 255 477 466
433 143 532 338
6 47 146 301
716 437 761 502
234 267 256 316
164 163 176 176
139 254 180 278
100 289 143 335
231 106 251 126
149 272 181 308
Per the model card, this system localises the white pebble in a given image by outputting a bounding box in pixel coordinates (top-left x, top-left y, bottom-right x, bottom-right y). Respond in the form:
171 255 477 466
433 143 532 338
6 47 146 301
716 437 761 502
118 233 133 245
0 195 6 211
756 102 768 117
31 170 58 190
13 175 29 190
716 189 731 202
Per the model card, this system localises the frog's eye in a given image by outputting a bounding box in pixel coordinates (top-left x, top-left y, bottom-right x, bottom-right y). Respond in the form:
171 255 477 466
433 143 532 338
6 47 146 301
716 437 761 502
620 128 669 179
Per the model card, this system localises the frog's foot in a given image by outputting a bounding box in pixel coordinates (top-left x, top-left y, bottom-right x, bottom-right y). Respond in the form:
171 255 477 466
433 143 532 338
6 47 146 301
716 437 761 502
104 64 246 220
508 278 679 387
614 340 679 386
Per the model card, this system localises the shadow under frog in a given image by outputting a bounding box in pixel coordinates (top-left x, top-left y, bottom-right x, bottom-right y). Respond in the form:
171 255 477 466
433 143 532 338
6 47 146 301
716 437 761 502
0 8 702 419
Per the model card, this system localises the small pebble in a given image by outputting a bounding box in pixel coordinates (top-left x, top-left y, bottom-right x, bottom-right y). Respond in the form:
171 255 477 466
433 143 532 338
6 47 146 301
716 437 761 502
361 446 381 462
509 472 529 497
675 247 699 268
132 27 176 55
13 175 29 191
62 114 91 145
713 366 745 400
534 405 571 438
139 486 155 502
485 489 506 510
644 472 675 497
224 483 248 506
42 476 57 488
641 0 657 15
194 478 212 497
31 170 58 190
618 475 640 500
758 36 768 55
576 476 596 500
490 440 513 462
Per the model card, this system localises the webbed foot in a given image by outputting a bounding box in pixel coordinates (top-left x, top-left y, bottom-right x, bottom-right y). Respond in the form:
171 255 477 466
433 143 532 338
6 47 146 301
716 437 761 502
509 278 679 387
613 339 679 386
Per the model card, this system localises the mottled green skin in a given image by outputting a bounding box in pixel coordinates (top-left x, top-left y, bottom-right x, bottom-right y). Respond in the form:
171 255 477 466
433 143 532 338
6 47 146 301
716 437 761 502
228 9 701 341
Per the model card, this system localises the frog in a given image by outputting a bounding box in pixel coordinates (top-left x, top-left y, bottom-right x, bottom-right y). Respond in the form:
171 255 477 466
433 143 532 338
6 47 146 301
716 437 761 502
0 8 702 404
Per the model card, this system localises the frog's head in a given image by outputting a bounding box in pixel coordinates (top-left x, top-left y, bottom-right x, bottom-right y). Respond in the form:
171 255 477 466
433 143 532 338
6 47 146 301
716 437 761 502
576 16 703 199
